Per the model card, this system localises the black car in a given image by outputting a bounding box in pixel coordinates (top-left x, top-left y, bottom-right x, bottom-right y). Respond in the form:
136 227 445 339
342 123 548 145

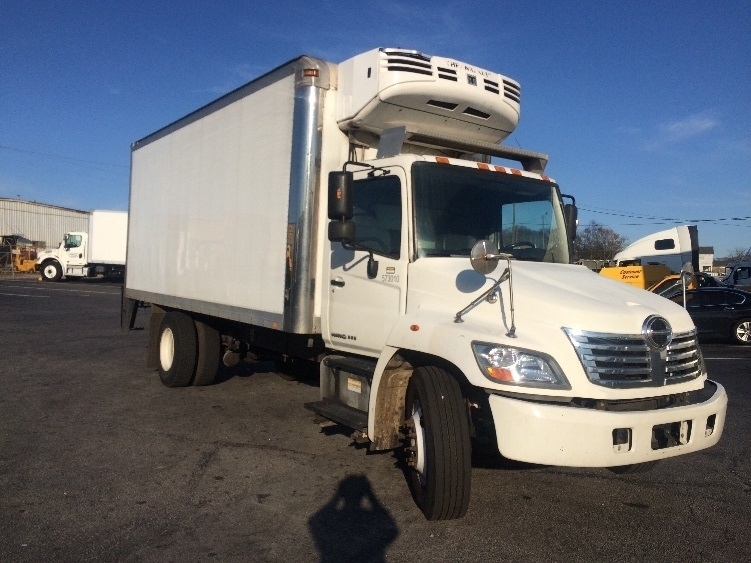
665 286 751 345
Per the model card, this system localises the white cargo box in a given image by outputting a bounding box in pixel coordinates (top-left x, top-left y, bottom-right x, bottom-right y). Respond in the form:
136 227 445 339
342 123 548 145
125 56 340 333
88 210 127 265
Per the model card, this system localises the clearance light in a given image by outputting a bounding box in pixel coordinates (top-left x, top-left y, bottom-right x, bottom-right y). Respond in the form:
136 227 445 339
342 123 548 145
302 68 320 77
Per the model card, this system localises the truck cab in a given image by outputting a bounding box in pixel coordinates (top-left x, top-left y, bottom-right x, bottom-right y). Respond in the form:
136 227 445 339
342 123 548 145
320 153 724 473
37 232 89 281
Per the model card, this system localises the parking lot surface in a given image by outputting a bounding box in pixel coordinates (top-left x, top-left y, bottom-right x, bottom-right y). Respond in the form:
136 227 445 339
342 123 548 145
1 276 750 562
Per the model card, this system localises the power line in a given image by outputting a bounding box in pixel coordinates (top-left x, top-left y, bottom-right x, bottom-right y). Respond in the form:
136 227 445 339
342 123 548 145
0 144 128 170
579 205 751 226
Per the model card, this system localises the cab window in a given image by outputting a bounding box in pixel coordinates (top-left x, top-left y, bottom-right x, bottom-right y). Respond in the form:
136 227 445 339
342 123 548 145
65 235 82 248
351 175 401 258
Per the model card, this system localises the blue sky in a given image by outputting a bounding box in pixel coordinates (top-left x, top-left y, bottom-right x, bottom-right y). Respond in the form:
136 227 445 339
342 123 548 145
1 1 749 257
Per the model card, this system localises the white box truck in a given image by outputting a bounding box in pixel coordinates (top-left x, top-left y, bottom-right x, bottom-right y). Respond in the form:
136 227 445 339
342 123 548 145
122 48 727 520
38 209 127 281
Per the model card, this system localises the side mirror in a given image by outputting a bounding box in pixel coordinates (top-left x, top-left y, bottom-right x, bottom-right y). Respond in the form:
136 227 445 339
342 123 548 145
564 203 578 241
328 171 353 220
328 220 355 243
328 171 355 243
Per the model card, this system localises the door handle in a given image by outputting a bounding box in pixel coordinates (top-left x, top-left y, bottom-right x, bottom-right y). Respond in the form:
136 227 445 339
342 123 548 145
331 278 345 288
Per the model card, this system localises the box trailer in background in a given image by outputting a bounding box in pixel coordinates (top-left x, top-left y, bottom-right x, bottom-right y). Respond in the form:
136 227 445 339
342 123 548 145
122 48 726 520
38 210 127 281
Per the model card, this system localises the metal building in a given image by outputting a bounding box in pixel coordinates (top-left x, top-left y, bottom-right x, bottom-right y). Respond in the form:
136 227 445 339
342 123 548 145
0 198 89 249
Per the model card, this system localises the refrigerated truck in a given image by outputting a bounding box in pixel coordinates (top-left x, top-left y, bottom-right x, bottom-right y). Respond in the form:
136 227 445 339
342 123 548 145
38 210 127 281
122 48 727 520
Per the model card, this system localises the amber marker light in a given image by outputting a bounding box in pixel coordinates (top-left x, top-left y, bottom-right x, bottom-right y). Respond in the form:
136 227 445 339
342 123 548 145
484 366 515 382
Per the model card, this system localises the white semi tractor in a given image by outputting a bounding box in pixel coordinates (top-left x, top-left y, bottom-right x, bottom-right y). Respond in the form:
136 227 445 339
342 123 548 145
122 48 727 520
37 210 127 281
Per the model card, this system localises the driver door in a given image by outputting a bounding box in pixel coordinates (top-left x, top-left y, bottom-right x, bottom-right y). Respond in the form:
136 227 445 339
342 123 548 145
64 234 87 267
324 167 408 356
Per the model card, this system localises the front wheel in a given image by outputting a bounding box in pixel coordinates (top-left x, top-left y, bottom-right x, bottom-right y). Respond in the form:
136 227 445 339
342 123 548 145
403 366 471 520
41 261 62 282
732 318 751 345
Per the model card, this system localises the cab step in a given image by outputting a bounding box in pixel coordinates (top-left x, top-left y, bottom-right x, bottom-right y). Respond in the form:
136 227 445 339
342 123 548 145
304 398 368 431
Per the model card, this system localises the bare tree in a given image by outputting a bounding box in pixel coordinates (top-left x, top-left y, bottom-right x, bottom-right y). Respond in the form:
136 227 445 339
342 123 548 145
726 246 751 262
573 220 628 261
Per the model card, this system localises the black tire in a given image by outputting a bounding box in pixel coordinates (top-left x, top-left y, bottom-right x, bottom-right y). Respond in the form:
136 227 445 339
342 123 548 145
608 461 660 474
192 319 221 386
732 318 751 345
404 366 471 520
157 311 197 387
41 260 62 282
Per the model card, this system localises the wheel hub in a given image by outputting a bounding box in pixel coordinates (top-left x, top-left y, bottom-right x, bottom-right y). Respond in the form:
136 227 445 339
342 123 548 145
404 401 426 482
737 321 751 343
159 327 175 371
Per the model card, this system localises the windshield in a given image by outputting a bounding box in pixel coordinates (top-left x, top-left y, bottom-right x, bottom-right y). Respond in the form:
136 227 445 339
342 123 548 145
412 162 570 263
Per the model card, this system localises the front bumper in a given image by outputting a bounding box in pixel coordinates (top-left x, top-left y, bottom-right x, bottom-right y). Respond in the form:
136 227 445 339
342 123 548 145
488 381 727 467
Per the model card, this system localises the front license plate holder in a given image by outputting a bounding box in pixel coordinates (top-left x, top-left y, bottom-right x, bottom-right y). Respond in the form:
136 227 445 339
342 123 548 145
651 420 691 450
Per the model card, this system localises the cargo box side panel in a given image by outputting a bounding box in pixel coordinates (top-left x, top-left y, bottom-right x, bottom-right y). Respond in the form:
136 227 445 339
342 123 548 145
88 210 127 265
127 74 295 319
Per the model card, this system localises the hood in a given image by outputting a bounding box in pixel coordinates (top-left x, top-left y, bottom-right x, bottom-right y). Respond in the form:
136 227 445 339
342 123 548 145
407 258 695 337
36 249 57 262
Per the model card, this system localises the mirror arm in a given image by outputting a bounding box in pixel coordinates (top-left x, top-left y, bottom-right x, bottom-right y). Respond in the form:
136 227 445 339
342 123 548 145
342 242 379 279
455 268 511 324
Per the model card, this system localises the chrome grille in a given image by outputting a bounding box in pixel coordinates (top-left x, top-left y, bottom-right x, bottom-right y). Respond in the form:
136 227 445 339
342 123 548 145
563 328 703 388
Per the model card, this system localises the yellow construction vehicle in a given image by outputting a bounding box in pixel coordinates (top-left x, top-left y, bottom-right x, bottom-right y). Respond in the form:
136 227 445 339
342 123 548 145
13 246 38 273
599 263 673 290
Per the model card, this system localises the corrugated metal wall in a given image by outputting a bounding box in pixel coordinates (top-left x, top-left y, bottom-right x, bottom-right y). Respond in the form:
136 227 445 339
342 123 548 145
0 198 89 249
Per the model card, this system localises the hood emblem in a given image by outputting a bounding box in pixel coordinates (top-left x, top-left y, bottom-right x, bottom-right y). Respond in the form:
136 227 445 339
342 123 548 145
643 315 672 349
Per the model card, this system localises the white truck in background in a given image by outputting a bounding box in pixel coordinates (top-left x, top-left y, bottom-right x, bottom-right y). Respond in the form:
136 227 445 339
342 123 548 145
121 48 727 520
599 225 699 289
38 210 127 281
611 225 699 272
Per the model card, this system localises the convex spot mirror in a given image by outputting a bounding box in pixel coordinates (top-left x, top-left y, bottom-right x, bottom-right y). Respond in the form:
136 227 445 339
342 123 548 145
470 240 500 275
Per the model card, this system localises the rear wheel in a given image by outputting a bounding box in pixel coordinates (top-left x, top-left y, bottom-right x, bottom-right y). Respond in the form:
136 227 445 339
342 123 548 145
403 366 471 520
732 318 751 345
41 261 62 282
158 311 197 387
192 319 221 386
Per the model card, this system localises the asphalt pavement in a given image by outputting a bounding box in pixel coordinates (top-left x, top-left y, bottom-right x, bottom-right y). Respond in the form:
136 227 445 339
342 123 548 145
1 276 749 562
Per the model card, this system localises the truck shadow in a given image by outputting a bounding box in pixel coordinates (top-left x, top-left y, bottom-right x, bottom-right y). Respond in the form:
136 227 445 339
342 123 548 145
213 359 277 383
308 474 399 563
213 356 321 387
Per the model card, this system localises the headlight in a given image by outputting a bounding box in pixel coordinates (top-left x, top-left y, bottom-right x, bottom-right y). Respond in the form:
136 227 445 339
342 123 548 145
472 342 571 389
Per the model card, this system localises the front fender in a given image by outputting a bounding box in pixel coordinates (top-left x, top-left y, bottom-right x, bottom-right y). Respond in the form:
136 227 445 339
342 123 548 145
366 310 502 449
